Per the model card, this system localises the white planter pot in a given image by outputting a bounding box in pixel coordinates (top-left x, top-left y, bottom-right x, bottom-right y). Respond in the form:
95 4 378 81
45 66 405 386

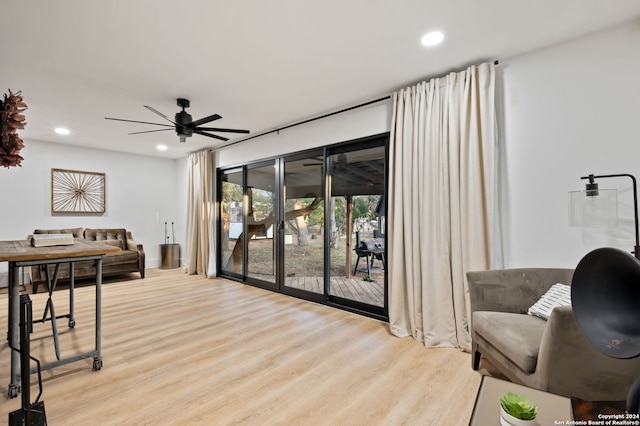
500 407 536 426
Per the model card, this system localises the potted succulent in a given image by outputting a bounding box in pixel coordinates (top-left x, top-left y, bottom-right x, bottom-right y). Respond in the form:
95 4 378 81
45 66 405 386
499 391 538 426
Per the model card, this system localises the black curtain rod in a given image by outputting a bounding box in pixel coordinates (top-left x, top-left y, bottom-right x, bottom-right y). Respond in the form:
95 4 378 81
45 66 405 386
211 95 391 151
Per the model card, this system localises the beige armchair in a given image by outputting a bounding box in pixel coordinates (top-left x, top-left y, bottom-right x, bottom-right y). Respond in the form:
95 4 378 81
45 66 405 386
467 268 640 403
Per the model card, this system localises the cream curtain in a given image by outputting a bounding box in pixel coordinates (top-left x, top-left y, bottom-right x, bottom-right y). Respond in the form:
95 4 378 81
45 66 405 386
388 62 495 351
185 149 216 276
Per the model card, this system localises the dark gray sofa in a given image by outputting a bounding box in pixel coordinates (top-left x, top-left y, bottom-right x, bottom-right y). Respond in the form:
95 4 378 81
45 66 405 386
30 227 145 291
467 268 640 403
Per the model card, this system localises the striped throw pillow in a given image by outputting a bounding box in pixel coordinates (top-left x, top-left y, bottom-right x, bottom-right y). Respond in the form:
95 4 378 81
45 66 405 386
527 283 572 320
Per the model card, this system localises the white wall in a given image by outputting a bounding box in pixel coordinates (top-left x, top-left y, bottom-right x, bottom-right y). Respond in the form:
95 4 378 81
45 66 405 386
175 155 190 268
499 21 640 268
0 139 182 269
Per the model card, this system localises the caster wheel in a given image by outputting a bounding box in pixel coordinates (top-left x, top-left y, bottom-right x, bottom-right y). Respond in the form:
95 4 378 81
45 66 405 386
93 359 102 371
8 384 20 398
69 319 76 328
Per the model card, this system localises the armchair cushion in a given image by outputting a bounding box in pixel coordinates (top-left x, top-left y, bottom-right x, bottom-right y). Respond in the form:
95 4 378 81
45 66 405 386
472 311 546 373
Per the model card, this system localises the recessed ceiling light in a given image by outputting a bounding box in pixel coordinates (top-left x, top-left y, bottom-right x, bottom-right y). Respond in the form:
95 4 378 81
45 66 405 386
156 144 168 151
421 31 444 47
55 127 70 135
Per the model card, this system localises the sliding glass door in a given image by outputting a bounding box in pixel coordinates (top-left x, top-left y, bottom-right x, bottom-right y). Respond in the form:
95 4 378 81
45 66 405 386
328 145 386 310
217 135 388 319
246 161 277 285
282 151 325 299
220 168 243 278
219 161 278 287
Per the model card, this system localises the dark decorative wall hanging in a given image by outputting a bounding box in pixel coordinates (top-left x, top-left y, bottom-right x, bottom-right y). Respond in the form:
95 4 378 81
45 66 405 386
0 89 27 168
51 168 106 213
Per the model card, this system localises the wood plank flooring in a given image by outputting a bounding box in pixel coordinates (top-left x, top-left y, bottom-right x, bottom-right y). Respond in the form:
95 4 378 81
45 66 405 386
0 269 484 425
283 276 384 307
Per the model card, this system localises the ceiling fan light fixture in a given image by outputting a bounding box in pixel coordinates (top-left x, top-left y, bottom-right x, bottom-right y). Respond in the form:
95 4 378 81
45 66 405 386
175 110 192 126
105 98 249 144
176 126 193 138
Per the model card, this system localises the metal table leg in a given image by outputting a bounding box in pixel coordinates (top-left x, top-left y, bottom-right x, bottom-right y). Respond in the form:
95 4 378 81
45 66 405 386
42 264 61 360
8 262 21 398
68 262 75 328
93 258 102 370
34 262 77 360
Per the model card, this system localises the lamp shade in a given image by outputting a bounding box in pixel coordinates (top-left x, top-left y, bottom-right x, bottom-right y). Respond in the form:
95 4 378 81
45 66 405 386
572 247 640 358
569 188 618 227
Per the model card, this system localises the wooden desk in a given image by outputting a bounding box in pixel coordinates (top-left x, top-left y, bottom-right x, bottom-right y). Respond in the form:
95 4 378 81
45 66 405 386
0 239 120 398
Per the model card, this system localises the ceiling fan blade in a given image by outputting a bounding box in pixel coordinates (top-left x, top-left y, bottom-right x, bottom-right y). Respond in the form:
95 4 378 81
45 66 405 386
196 127 250 134
128 129 174 135
105 117 174 127
190 114 222 127
193 129 229 142
144 105 177 125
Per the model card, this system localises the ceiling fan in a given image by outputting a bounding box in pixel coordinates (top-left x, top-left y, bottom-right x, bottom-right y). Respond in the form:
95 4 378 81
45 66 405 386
105 98 250 143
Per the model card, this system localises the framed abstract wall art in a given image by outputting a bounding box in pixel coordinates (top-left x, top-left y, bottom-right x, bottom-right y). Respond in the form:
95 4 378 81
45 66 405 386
51 168 106 213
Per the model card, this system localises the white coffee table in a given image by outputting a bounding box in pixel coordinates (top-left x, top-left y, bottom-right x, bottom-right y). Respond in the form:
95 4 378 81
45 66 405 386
469 375 574 425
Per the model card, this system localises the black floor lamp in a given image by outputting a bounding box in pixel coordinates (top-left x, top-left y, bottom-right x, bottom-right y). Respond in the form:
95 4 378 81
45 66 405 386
570 173 640 413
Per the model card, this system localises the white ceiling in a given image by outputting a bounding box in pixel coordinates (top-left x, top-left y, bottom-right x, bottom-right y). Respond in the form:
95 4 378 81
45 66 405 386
2 1 640 160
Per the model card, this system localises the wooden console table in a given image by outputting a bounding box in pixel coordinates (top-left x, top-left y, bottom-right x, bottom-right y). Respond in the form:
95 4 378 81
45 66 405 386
0 239 120 398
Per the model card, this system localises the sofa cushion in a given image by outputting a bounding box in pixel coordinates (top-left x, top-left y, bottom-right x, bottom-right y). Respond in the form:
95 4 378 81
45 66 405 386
102 239 125 250
473 311 547 373
85 228 128 249
102 250 139 265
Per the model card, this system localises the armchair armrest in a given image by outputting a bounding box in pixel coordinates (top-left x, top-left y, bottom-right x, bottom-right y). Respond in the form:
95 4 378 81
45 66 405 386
467 268 574 315
536 305 640 401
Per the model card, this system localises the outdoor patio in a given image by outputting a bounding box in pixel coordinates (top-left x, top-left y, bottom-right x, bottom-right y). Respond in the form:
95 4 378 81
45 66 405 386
284 273 384 307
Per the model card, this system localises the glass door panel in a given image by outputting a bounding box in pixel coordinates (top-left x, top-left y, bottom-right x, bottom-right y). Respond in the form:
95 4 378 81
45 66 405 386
220 169 243 276
246 162 276 284
283 154 324 296
328 146 386 308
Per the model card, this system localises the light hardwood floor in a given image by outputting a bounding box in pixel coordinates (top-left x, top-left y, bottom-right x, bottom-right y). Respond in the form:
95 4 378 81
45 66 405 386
0 269 485 425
